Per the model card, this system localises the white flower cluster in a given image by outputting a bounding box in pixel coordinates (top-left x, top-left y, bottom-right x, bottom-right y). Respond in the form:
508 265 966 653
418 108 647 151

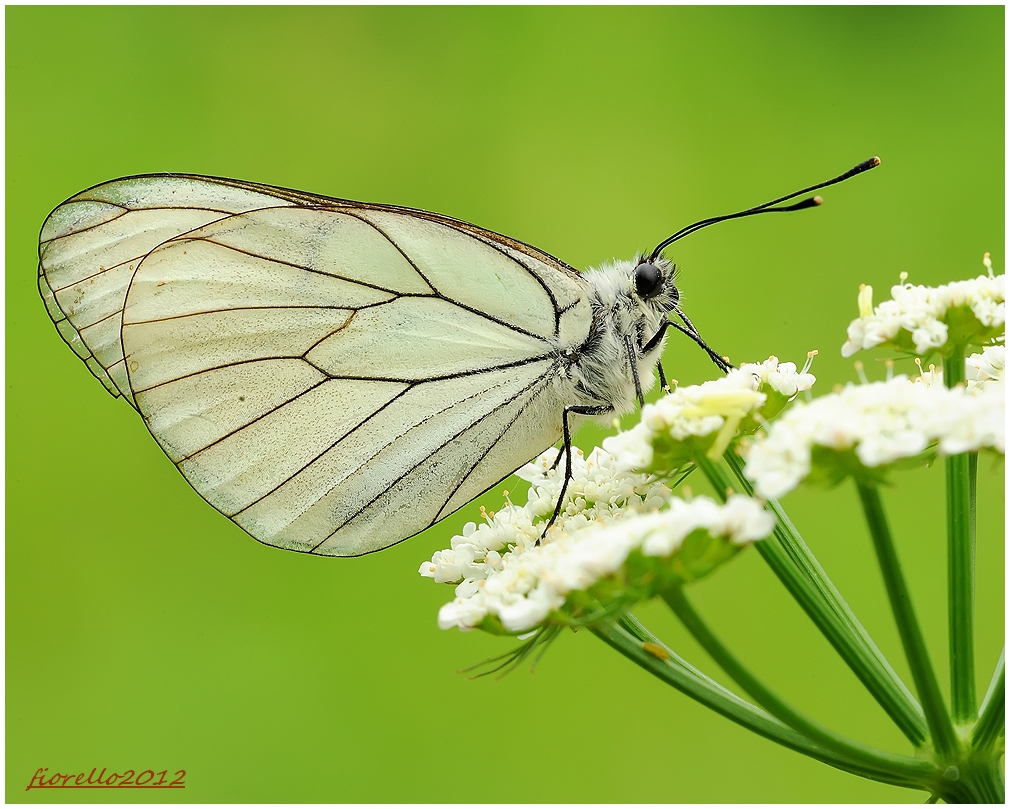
420 447 670 583
601 356 816 471
966 343 1005 390
913 344 1006 391
841 258 1005 357
743 376 1006 499
419 446 774 632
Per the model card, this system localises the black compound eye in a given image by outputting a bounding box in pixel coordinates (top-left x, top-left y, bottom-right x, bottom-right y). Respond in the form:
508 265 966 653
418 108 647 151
634 262 663 299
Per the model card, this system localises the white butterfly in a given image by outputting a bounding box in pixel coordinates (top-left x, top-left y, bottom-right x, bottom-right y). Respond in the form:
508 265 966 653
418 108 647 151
38 161 877 557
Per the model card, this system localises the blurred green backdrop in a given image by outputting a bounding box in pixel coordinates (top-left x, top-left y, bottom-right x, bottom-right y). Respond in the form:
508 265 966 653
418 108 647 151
7 6 1004 803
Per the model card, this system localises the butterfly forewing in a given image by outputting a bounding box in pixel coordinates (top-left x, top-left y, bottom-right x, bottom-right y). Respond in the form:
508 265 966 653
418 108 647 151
39 175 593 556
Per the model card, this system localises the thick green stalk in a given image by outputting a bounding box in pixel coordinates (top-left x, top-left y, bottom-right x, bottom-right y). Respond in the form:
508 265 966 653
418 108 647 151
590 619 934 789
856 481 959 758
705 453 928 746
972 649 1004 751
661 585 934 785
943 348 977 722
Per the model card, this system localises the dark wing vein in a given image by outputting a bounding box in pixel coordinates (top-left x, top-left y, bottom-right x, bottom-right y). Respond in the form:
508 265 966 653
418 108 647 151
181 232 422 298
431 375 553 524
309 367 555 551
172 376 331 463
134 349 556 398
339 211 553 343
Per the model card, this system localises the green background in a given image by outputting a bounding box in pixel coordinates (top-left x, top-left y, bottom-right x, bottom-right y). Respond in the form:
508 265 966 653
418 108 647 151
7 6 1004 803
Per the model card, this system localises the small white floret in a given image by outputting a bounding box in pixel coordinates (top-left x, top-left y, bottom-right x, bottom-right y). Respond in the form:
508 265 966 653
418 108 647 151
966 344 1005 390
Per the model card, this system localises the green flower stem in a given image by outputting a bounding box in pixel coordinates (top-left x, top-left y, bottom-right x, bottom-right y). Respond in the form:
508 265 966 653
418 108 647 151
972 649 1004 751
943 348 977 723
856 481 960 758
661 584 934 785
590 618 935 789
727 451 925 737
706 453 928 746
617 611 658 644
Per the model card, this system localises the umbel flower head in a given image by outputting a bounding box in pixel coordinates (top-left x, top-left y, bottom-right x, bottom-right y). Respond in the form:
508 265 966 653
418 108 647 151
602 355 816 475
841 254 1005 358
742 375 1006 499
420 446 775 634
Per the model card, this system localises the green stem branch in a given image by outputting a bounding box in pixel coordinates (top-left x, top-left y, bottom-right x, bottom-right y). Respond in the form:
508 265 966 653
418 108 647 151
706 452 928 746
661 584 933 785
972 649 1004 751
943 348 977 723
855 481 959 757
590 618 934 789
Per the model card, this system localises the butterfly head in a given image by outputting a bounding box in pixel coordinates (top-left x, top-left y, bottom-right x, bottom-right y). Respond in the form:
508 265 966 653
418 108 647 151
631 256 680 317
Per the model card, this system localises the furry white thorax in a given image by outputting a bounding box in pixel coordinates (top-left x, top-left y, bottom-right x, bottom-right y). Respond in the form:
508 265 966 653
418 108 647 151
566 256 679 419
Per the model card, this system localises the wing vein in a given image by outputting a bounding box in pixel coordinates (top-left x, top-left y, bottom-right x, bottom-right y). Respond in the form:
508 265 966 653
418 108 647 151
129 305 358 327
302 353 556 384
41 202 277 265
299 311 355 357
433 376 552 522
340 212 551 343
231 384 417 516
174 376 330 462
184 234 421 298
310 368 554 550
338 211 437 293
40 207 132 248
48 252 146 293
467 231 562 334
132 355 307 394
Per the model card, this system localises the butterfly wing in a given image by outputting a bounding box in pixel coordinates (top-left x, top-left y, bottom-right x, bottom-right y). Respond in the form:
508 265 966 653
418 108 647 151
39 175 594 555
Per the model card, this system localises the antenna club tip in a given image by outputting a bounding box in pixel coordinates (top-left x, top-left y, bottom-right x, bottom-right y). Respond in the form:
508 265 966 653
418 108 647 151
848 156 882 178
813 195 824 205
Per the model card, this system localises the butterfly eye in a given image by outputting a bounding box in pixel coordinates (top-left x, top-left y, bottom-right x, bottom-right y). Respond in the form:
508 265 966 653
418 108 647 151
634 262 663 299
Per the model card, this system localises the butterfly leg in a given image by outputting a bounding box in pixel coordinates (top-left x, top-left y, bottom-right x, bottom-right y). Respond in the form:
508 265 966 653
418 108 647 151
625 334 646 408
657 361 672 393
644 316 733 373
540 403 611 541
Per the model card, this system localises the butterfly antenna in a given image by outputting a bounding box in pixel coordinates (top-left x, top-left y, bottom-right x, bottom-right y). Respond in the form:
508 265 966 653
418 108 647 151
648 156 880 262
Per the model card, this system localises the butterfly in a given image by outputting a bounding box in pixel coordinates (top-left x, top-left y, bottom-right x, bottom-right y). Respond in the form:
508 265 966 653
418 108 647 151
38 158 878 556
